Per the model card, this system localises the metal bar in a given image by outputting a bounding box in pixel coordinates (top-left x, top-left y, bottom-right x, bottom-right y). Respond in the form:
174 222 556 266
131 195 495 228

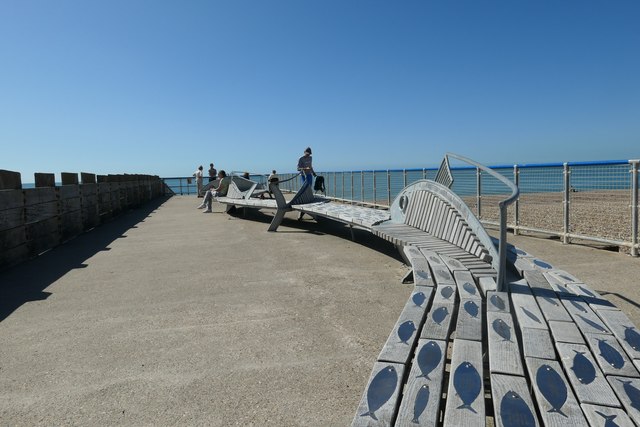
423 168 426 180
361 171 364 204
342 172 345 200
351 171 354 204
513 165 520 236
631 160 639 257
403 169 407 188
476 167 482 217
563 162 570 244
387 170 391 206
373 171 377 207
333 171 337 198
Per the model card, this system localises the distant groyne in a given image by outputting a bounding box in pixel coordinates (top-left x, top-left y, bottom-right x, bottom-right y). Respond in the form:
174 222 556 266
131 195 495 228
0 170 165 270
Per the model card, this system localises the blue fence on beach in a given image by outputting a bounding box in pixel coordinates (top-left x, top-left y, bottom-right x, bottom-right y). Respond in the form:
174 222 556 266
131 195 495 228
162 159 639 255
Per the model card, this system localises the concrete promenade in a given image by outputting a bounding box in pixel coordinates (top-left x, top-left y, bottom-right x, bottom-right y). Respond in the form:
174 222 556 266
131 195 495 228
1 195 639 426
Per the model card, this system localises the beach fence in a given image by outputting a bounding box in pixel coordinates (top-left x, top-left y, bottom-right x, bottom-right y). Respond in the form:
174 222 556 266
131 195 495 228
0 170 165 270
276 159 639 256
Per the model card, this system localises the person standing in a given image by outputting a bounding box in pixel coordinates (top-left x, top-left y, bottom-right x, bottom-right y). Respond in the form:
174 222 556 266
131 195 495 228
208 163 217 182
296 147 315 220
193 165 204 197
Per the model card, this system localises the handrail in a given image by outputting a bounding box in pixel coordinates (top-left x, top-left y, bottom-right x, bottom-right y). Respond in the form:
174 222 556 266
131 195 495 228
445 153 520 292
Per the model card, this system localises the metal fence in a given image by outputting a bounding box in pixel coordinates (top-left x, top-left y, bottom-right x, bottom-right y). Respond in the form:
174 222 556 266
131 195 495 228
162 159 640 256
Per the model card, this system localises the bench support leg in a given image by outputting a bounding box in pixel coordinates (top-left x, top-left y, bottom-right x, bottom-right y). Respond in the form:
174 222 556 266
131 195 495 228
268 209 286 232
349 225 355 241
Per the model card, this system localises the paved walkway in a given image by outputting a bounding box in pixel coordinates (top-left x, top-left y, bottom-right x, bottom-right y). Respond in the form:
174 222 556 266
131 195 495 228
1 195 638 425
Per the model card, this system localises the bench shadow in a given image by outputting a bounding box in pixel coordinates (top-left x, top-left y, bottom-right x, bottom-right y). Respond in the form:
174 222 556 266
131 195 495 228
598 291 640 311
0 196 171 323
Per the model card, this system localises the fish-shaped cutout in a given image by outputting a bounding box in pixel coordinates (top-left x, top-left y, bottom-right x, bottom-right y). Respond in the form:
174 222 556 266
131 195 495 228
397 320 417 345
521 307 542 324
361 365 398 420
428 256 441 264
624 326 640 351
415 270 431 281
541 295 559 306
534 259 552 269
416 341 442 380
491 294 506 311
571 350 596 384
598 338 625 369
595 411 619 427
618 379 640 412
578 286 596 297
436 269 451 280
500 391 536 427
440 286 454 300
576 314 608 333
492 318 512 342
536 364 568 416
464 300 479 318
412 385 430 423
463 282 477 296
569 299 588 313
516 249 527 255
453 362 481 413
449 259 463 268
412 291 427 307
560 274 576 283
432 306 449 325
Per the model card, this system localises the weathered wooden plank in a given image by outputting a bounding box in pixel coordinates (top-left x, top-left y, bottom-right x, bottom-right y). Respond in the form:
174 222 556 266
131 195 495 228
549 269 582 285
453 270 480 301
378 288 434 364
455 298 483 341
26 217 60 255
432 284 457 305
524 269 554 292
556 342 620 407
597 310 640 360
443 339 484 426
566 283 619 311
412 258 435 287
490 374 540 427
440 254 466 272
548 320 585 344
511 287 548 330
607 376 640 426
36 173 55 187
0 169 22 190
543 271 577 296
534 289 572 322
487 311 524 376
0 241 29 268
522 328 556 359
561 297 611 336
513 257 536 275
525 357 588 426
0 226 27 252
430 264 455 286
581 404 635 427
487 291 510 313
420 302 456 341
0 204 24 233
395 340 447 427
478 276 497 295
352 362 405 426
584 333 639 378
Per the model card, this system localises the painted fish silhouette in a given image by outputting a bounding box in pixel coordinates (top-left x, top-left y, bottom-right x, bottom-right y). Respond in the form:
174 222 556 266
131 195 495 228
492 318 512 342
578 286 596 297
412 384 430 424
491 294 506 311
440 286 454 300
360 365 398 420
536 364 568 417
453 362 481 413
617 378 640 412
576 314 608 333
397 320 417 345
571 350 596 384
521 307 542 324
464 300 479 318
428 256 441 265
432 306 449 325
516 249 527 255
412 291 427 307
436 269 451 281
541 295 559 306
569 299 588 313
415 270 431 282
595 411 619 427
624 326 640 351
500 391 536 427
463 282 477 296
598 338 625 369
534 259 552 269
416 341 442 380
560 274 576 283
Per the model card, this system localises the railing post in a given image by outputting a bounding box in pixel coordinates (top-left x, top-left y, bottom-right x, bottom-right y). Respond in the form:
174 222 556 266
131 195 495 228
373 171 377 207
342 172 345 200
563 162 571 244
497 203 508 292
514 165 520 236
387 170 391 207
403 169 407 188
361 171 365 204
631 160 639 257
351 171 354 204
476 167 482 217
333 172 337 198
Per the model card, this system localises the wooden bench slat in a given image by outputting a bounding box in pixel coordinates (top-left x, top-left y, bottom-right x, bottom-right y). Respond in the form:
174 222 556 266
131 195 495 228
607 376 640 426
455 298 483 341
420 302 456 341
596 309 640 360
548 320 585 344
583 332 640 378
487 311 525 376
522 327 556 359
581 404 636 427
556 342 621 407
443 339 485 426
352 362 405 426
534 289 573 322
490 374 540 427
561 297 612 336
394 339 447 427
453 270 480 300
487 291 510 313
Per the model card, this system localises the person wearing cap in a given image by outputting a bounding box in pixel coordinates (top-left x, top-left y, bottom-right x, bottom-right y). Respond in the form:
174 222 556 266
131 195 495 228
296 147 316 220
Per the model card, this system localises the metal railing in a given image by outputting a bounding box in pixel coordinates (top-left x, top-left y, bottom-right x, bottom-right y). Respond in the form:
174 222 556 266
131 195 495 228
162 158 640 257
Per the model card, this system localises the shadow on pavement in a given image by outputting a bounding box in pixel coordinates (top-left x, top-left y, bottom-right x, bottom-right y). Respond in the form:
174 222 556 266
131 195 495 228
0 196 171 323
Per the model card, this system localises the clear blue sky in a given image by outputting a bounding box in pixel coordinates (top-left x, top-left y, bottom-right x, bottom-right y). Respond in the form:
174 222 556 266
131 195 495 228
1 0 639 181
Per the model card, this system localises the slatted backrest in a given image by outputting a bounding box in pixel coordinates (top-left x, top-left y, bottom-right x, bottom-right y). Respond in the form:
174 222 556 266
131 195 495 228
403 190 490 262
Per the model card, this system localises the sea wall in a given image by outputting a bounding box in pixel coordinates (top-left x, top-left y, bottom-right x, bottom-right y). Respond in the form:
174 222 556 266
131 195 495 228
0 170 165 270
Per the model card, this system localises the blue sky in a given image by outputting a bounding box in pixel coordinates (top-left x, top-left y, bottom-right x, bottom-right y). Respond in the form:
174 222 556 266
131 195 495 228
1 0 639 181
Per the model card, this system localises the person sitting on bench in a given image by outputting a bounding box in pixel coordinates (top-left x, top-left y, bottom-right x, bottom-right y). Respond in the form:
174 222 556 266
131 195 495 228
198 170 230 212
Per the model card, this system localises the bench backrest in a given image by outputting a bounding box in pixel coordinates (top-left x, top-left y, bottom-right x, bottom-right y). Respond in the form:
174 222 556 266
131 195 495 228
391 180 498 265
225 176 258 199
